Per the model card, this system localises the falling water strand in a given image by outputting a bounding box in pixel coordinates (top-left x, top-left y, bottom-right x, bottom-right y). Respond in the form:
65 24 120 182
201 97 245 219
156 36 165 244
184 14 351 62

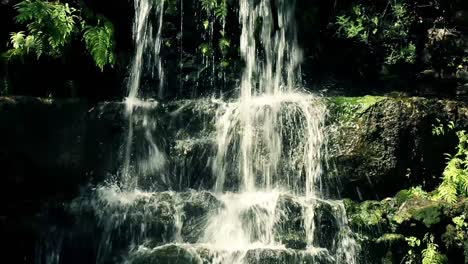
127 0 165 102
122 0 167 189
179 0 184 93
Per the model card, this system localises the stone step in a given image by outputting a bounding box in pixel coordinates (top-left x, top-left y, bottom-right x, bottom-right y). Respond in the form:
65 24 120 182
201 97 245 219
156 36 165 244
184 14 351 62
56 188 346 263
128 243 334 264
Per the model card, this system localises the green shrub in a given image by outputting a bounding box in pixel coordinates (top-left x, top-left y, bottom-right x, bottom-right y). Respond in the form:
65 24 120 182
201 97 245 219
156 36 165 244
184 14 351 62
336 1 416 65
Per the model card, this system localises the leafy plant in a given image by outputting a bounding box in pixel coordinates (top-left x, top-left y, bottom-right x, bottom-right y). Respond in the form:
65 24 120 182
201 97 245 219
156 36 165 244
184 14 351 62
8 0 115 71
405 234 447 264
9 0 77 58
436 130 468 204
432 119 455 136
405 236 421 264
443 214 468 248
201 0 227 20
83 17 116 71
422 234 447 264
336 1 416 65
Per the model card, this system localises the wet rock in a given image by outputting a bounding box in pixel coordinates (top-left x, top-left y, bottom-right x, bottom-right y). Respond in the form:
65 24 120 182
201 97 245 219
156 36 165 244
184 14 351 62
129 245 205 264
453 10 468 28
171 138 216 190
313 201 340 250
274 194 306 249
328 97 468 200
244 248 334 264
67 189 180 263
181 191 223 243
456 83 468 100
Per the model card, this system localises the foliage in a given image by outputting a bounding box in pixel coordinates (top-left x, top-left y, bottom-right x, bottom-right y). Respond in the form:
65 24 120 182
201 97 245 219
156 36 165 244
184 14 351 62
436 130 468 204
421 234 447 264
8 0 77 58
349 201 387 229
443 214 468 248
425 28 468 74
412 204 442 228
83 17 116 71
336 1 416 65
201 0 228 21
8 0 115 71
405 234 447 264
405 236 421 264
328 96 385 122
395 186 429 204
432 119 455 136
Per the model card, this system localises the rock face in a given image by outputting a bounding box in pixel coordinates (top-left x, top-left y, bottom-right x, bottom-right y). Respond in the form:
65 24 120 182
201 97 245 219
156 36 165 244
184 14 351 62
327 96 468 199
1 96 467 200
1 95 467 262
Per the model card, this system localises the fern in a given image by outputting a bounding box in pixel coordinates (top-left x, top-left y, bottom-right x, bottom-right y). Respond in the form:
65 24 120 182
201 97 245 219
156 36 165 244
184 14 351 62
436 130 468 203
83 18 116 71
437 182 458 204
214 0 228 20
9 0 115 70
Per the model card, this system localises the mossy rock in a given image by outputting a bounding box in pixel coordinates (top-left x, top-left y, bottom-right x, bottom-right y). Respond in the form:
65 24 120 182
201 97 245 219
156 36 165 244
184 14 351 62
344 199 392 235
393 198 444 228
327 95 387 122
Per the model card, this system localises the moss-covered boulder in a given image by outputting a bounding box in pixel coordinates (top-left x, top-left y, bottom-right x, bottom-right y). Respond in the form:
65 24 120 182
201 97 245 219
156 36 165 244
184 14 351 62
327 96 468 199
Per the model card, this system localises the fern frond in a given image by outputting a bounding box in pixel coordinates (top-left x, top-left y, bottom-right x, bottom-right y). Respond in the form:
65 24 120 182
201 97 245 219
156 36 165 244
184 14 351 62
83 20 115 71
10 31 26 49
437 182 458 204
459 171 468 196
422 235 445 264
214 0 228 20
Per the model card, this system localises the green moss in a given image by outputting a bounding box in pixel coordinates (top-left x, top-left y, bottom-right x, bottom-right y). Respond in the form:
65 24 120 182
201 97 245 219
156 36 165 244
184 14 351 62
392 198 443 227
376 233 405 245
327 96 386 122
413 205 443 227
395 187 429 205
345 200 390 235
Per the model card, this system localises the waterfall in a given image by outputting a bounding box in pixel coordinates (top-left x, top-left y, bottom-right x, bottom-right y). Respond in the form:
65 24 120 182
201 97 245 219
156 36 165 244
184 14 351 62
37 1 360 264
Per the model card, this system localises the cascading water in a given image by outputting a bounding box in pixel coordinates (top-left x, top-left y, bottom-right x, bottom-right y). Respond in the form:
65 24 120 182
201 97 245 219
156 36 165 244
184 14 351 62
37 1 360 264
199 0 359 262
